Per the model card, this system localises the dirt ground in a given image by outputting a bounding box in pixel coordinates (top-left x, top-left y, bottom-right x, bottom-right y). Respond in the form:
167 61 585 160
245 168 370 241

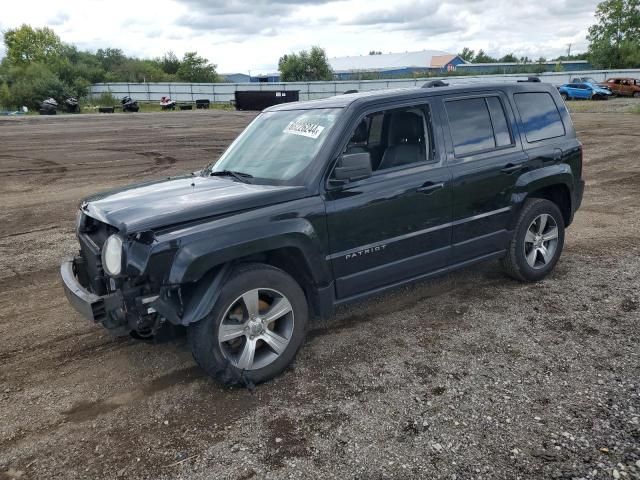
0 106 639 480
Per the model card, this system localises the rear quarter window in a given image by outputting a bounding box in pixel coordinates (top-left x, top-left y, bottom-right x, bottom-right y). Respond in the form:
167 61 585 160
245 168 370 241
514 92 565 143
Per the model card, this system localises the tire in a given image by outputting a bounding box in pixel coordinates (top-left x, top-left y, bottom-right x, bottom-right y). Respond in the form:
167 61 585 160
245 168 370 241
188 263 308 387
634 92 640 98
560 92 568 101
501 198 565 282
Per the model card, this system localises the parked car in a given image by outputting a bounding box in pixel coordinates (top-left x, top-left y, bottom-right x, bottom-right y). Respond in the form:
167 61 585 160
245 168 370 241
599 78 640 97
61 82 584 386
570 77 612 94
558 82 612 100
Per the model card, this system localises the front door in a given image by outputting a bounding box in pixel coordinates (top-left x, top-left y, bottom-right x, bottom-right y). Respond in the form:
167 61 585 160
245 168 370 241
324 101 453 300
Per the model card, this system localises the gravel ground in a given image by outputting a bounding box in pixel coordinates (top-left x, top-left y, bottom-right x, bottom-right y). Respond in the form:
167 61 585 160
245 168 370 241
0 108 639 480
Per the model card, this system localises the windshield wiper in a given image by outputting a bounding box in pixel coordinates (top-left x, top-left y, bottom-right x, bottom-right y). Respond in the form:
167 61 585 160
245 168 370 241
210 170 253 183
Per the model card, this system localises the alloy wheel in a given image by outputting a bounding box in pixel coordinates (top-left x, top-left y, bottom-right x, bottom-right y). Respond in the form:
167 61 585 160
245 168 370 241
218 288 294 370
523 213 559 269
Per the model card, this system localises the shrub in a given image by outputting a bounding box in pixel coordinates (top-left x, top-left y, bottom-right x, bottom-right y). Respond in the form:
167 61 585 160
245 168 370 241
8 63 65 109
0 82 11 109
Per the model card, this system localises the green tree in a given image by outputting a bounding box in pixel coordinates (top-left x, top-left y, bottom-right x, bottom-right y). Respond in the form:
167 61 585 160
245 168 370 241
7 63 65 109
278 46 333 81
458 47 475 62
588 0 640 68
0 82 11 109
473 49 498 63
3 25 63 66
95 48 126 71
160 51 181 75
499 53 518 63
176 52 218 82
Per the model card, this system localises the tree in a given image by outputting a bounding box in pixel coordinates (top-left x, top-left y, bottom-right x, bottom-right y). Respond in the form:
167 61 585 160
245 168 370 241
7 63 65 109
588 0 640 68
278 46 333 81
0 82 11 109
160 51 181 75
176 52 218 82
3 25 64 66
473 49 498 63
499 53 518 63
458 47 475 62
95 48 126 72
369 50 382 55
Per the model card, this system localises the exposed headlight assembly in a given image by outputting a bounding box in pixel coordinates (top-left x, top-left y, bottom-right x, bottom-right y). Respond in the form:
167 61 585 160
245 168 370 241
102 234 124 276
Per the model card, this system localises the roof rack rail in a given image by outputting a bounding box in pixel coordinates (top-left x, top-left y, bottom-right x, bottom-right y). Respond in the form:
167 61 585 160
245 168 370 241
517 76 542 83
422 80 449 88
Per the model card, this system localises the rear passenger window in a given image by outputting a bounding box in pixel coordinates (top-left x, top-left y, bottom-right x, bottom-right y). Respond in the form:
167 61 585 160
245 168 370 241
446 96 513 157
514 92 565 143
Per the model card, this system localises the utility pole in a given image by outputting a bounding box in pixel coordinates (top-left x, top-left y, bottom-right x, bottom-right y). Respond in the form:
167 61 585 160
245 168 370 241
566 43 572 58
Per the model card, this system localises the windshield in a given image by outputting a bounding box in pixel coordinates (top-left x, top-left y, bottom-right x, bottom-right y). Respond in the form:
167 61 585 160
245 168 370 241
206 108 342 184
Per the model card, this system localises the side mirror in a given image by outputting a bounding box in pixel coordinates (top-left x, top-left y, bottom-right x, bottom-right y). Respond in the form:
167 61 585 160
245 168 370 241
332 152 372 183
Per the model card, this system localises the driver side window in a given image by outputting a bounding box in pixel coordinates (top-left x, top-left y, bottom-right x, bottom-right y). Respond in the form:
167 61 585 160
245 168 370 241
343 105 433 172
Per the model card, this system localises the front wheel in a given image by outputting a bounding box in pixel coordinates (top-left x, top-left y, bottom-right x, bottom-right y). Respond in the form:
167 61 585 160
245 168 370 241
502 198 565 282
560 92 569 101
188 263 308 387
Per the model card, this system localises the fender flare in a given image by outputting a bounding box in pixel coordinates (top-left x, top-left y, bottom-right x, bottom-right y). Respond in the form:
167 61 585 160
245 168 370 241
508 164 575 229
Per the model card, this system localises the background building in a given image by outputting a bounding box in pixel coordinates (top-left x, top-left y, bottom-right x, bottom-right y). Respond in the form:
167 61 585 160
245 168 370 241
231 52 593 83
457 60 592 74
329 50 467 80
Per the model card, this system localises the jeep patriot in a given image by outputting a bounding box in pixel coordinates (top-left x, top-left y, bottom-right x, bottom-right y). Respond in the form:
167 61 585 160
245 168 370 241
61 83 584 386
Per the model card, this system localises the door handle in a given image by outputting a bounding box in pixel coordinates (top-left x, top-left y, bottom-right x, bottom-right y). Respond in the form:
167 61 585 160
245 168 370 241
416 182 444 195
501 163 522 174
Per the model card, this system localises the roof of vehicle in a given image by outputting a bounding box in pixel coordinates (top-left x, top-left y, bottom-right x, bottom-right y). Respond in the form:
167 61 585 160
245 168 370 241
265 82 559 111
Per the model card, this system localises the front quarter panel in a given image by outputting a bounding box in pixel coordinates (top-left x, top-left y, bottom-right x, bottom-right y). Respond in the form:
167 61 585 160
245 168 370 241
156 196 331 287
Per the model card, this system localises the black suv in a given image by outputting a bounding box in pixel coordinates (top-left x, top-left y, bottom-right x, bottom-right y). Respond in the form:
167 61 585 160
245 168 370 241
62 83 584 386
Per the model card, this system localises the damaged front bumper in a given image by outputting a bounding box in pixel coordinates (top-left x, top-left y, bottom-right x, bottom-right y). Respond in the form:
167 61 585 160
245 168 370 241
61 257 123 324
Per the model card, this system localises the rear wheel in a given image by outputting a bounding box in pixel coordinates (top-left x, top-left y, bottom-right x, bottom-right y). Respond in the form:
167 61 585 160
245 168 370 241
188 263 308 387
502 198 565 282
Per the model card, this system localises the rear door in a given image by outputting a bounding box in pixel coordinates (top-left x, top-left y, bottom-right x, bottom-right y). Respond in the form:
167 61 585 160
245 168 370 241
440 92 528 263
512 90 569 182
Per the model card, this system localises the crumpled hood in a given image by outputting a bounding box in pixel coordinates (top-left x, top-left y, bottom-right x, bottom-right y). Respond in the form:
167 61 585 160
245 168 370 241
82 174 307 234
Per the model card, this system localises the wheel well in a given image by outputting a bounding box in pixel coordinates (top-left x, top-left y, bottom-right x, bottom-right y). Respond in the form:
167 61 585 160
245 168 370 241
529 184 572 226
236 247 324 318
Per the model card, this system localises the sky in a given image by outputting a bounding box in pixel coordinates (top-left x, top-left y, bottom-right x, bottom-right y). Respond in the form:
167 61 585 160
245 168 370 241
0 0 599 74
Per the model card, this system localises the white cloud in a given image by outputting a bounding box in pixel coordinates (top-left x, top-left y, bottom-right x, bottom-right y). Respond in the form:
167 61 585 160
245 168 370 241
0 0 598 74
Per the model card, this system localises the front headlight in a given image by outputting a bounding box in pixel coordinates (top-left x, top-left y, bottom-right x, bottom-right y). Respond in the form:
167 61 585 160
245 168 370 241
102 234 123 276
